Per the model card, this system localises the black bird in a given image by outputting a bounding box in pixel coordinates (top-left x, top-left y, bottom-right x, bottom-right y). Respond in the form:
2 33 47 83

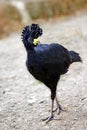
21 23 82 123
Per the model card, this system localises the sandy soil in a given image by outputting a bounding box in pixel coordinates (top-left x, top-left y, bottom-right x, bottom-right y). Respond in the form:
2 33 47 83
0 14 87 130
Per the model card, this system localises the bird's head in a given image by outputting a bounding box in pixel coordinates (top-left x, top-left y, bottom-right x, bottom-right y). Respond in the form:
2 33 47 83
21 23 42 48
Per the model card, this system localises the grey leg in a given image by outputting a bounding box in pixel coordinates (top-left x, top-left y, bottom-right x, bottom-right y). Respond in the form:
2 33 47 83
42 99 54 123
46 99 54 123
54 96 63 114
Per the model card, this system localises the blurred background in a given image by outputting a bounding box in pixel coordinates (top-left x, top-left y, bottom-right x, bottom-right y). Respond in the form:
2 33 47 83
0 0 87 39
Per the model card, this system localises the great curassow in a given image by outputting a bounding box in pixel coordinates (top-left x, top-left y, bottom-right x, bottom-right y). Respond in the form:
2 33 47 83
21 23 82 123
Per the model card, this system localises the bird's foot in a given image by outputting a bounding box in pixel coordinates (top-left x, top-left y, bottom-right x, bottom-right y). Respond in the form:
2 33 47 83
58 105 64 115
42 115 62 123
53 105 65 115
42 115 53 123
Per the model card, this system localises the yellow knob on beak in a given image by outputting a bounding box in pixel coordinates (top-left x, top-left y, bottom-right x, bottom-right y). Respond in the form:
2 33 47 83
33 38 39 46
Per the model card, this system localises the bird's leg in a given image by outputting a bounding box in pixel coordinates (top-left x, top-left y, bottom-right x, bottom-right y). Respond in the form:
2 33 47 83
45 99 54 123
56 96 64 114
53 96 63 115
42 99 54 123
42 90 56 123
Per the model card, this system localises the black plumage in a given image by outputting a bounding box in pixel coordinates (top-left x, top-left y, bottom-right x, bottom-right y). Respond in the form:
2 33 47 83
21 23 82 123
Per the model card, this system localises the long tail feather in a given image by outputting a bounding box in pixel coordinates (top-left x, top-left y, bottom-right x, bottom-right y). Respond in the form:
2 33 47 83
70 51 82 63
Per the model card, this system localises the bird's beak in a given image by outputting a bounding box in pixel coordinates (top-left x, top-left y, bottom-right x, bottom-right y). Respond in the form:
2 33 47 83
33 38 39 46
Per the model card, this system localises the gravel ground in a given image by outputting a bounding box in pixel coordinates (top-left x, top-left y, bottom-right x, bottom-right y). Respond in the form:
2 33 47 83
0 14 87 130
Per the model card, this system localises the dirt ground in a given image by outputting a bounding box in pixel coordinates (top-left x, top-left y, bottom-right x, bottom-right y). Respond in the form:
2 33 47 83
0 13 87 130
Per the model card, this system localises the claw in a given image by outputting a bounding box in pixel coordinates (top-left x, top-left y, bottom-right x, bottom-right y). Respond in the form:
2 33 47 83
42 115 62 123
46 116 54 124
42 115 53 123
56 106 66 115
57 105 64 115
54 97 65 115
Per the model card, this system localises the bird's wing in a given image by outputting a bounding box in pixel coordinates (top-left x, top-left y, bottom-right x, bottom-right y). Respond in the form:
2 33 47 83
34 43 71 74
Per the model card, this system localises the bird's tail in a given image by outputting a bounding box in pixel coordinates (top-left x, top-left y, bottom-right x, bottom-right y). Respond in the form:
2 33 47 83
21 24 42 51
70 51 82 63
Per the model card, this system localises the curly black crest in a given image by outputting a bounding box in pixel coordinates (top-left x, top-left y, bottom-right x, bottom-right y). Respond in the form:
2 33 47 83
21 23 43 44
21 24 43 50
